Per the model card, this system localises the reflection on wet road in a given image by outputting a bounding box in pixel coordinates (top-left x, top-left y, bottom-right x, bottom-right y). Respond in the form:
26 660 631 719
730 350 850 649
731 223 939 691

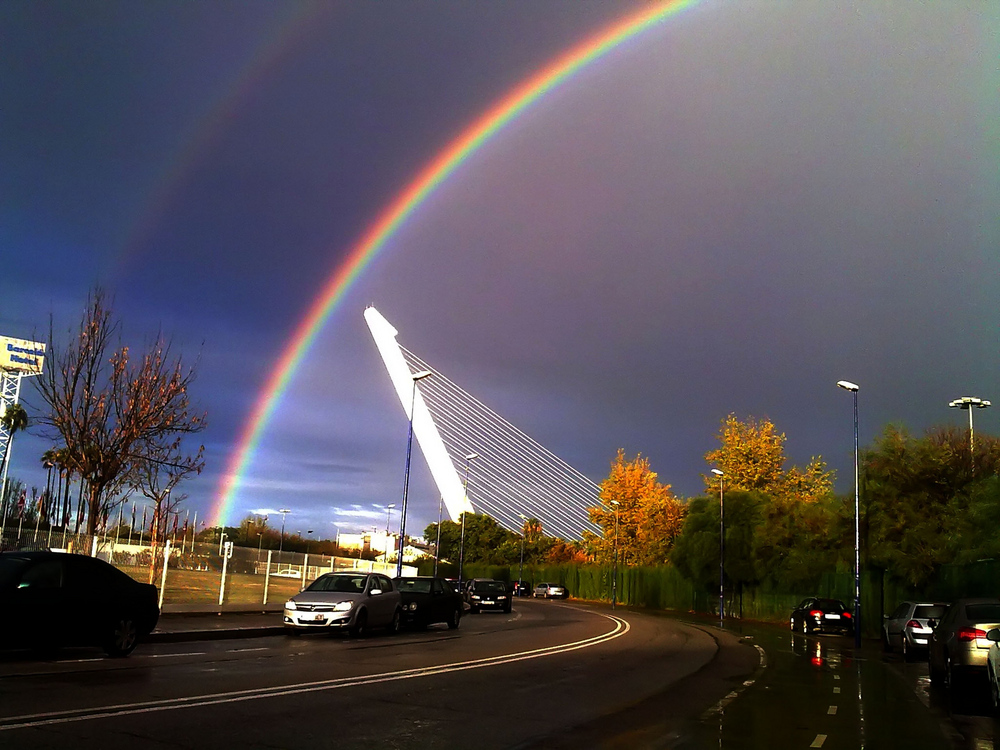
681 619 991 749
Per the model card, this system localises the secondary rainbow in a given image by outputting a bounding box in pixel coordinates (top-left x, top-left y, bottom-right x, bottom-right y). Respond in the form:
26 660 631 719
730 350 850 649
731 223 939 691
209 0 700 527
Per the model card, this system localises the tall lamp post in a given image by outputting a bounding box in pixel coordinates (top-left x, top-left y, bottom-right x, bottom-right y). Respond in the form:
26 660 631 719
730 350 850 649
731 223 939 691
712 468 724 628
434 496 444 577
458 451 478 588
949 396 991 473
837 380 861 648
278 508 291 556
611 500 620 610
397 369 433 577
517 513 528 588
384 504 395 562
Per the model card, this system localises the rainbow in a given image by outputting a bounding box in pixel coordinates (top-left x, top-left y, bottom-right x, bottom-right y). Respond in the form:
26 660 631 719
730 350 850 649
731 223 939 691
209 0 700 527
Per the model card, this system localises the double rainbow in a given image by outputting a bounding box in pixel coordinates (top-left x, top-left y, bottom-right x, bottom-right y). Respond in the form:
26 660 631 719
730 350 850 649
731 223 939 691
209 0 700 527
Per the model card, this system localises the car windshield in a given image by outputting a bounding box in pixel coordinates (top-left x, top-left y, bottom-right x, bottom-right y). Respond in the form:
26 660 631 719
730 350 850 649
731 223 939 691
816 599 847 611
965 604 1000 622
914 605 947 619
476 581 507 593
307 574 367 593
397 579 432 594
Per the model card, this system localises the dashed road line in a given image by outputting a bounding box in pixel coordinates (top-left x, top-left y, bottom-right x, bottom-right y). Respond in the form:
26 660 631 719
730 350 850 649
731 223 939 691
810 734 827 747
827 705 838 715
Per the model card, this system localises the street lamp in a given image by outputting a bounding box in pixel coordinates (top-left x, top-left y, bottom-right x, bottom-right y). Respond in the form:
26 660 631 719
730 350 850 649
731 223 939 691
458 451 479 588
837 379 862 648
397 369 433 577
384 504 396 561
611 500 620 610
949 396 991 473
278 508 291 556
517 514 528 589
434 496 444 577
712 469 725 627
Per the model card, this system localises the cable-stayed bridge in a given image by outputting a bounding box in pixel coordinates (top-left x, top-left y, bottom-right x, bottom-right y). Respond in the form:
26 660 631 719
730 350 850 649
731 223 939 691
365 307 601 541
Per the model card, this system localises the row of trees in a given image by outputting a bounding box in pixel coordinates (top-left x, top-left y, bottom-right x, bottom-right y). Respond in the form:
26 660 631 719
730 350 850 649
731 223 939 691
583 414 1000 596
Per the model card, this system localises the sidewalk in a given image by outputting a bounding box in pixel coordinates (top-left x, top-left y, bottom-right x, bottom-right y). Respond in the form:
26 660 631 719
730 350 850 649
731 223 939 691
148 603 286 643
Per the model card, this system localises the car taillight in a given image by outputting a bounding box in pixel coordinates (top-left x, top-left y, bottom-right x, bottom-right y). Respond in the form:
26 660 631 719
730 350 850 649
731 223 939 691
905 619 920 629
809 609 823 618
956 627 987 642
842 612 851 619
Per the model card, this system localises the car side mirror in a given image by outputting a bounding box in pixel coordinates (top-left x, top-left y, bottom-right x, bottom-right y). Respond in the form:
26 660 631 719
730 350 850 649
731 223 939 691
987 629 1000 643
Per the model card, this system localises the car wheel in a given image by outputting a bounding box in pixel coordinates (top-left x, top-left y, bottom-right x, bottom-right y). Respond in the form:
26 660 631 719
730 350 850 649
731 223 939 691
448 607 461 630
503 604 512 614
882 630 893 652
104 615 138 658
929 652 945 686
470 605 479 614
350 609 368 638
387 609 401 635
801 619 809 634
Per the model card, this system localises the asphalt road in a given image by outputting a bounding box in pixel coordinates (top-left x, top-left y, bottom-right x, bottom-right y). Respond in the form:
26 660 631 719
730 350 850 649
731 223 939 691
1 601 992 749
0 600 755 749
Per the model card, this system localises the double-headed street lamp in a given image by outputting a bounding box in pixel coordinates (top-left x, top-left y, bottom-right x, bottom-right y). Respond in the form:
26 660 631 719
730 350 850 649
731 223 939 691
278 508 291 556
458 451 478 588
837 380 861 648
712 468 725 627
949 396 991 473
397 370 433 577
611 500 620 610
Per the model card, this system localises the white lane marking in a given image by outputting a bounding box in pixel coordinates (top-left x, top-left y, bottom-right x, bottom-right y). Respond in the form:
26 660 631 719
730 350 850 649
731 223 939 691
0 613 629 731
810 735 827 748
833 674 840 680
226 647 268 653
827 705 837 715
148 652 206 659
58 659 104 664
833 687 841 694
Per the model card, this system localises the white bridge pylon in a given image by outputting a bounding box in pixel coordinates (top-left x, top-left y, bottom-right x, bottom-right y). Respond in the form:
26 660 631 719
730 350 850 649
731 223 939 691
364 306 601 541
364 307 473 524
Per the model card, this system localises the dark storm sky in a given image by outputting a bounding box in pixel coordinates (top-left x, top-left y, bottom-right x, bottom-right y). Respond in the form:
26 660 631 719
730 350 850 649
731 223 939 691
2 1 996 539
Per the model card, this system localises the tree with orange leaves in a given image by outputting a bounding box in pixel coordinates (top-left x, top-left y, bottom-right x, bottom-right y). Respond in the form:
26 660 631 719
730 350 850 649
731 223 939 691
585 449 685 566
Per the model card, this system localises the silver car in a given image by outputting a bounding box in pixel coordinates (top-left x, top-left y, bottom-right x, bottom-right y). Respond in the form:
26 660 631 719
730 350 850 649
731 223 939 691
533 582 567 599
928 598 1000 691
882 600 948 660
284 571 401 637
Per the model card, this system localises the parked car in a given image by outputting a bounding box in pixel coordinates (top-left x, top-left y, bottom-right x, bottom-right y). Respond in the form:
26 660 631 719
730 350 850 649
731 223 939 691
283 571 401 637
511 580 532 597
789 597 854 635
273 567 302 579
533 582 568 600
986 629 1000 713
465 579 512 614
0 550 159 657
394 576 462 629
883 600 949 660
929 598 1000 691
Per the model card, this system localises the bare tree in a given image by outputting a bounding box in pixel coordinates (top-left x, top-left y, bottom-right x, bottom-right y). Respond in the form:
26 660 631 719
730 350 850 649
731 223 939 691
34 289 206 534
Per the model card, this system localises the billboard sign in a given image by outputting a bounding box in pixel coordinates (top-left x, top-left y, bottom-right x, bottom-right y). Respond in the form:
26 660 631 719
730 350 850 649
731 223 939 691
0 336 46 374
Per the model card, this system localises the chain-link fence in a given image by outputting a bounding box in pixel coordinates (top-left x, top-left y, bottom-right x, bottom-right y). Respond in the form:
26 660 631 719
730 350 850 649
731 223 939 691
0 527 415 606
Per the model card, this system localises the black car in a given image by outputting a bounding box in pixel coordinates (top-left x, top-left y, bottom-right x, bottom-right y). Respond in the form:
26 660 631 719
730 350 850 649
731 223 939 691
790 597 854 635
0 550 160 656
465 579 511 614
511 580 532 597
394 576 462 629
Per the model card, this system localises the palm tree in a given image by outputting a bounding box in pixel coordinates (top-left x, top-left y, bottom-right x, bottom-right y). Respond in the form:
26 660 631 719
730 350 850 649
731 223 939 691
0 402 28 523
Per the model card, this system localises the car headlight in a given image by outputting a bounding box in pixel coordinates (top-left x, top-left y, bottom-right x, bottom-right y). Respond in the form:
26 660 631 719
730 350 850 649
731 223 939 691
285 600 297 611
333 601 353 612
407 602 418 611
471 595 481 600
498 595 507 600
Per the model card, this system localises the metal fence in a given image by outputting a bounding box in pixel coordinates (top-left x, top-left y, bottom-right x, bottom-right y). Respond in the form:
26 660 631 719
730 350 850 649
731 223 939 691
0 527 415 607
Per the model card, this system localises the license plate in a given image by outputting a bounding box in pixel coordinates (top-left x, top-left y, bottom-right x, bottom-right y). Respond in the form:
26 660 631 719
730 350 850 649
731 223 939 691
824 614 840 619
483 600 494 605
313 614 325 621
